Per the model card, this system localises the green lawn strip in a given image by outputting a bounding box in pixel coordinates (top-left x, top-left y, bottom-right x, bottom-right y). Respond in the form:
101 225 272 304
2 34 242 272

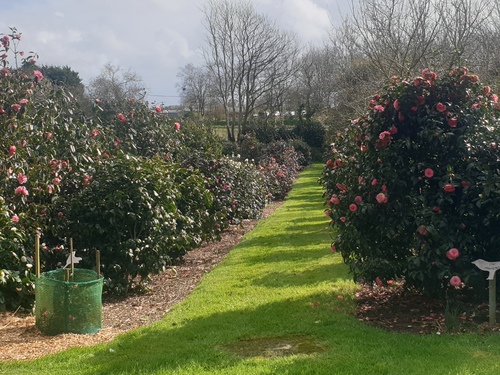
2 164 500 375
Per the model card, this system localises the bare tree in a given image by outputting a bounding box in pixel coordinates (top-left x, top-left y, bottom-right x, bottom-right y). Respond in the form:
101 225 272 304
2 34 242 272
325 0 494 132
176 64 213 117
202 0 299 142
87 62 145 105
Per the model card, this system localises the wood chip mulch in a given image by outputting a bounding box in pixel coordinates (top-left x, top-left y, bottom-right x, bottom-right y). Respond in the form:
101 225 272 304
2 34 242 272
0 202 282 362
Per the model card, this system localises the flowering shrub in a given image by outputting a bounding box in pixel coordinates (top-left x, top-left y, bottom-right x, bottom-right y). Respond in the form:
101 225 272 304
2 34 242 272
61 154 215 293
322 68 500 297
0 28 105 308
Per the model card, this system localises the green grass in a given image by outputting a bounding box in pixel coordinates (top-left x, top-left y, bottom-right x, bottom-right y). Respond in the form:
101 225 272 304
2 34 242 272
2 164 500 374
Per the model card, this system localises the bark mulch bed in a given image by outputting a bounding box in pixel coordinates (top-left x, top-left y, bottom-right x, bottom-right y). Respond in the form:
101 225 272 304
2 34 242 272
0 202 281 361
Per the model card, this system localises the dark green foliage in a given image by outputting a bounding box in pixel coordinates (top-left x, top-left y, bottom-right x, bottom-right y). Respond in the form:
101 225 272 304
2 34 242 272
322 68 500 297
63 154 215 293
292 119 325 148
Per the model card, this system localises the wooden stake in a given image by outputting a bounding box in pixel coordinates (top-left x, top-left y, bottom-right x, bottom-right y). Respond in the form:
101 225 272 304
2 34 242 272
35 234 40 278
65 268 70 282
96 250 101 279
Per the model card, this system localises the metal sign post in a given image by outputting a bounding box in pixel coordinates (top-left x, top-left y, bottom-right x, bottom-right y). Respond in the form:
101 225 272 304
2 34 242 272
472 259 500 325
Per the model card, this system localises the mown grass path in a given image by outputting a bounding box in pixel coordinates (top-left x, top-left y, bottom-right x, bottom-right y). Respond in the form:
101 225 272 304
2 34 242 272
2 164 500 374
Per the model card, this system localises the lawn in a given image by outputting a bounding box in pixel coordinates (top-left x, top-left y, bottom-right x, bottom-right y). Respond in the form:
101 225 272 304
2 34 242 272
2 164 500 375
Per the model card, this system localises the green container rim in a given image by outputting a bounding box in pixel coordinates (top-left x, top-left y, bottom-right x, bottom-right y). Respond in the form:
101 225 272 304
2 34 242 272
37 268 103 286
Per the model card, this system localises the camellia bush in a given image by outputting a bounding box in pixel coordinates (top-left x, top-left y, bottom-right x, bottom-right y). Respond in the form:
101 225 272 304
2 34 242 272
58 154 217 293
0 28 105 309
322 68 500 297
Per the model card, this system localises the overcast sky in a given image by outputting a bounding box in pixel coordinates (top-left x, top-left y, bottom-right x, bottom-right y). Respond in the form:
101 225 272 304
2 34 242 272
1 0 349 105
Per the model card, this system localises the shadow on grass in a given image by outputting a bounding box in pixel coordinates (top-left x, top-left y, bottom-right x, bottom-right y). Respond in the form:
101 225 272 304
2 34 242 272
65 293 351 375
251 262 349 288
62 289 496 375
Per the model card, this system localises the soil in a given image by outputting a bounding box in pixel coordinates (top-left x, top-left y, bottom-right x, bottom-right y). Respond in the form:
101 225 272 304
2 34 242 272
1 201 499 361
355 281 500 335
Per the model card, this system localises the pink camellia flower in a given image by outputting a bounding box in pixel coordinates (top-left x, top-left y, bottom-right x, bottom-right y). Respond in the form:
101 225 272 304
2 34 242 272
155 105 162 113
355 196 363 204
11 214 19 223
372 179 378 186
389 126 398 135
336 183 347 192
398 112 404 122
432 206 441 212
461 181 471 189
373 105 385 112
375 277 383 286
44 132 52 139
424 168 434 178
330 195 340 205
349 203 357 212
436 102 447 112
376 192 388 204
12 103 21 111
117 113 126 123
483 86 491 95
444 184 455 193
381 184 387 192
450 275 462 287
393 99 400 110
422 68 437 81
340 217 346 223
20 98 28 105
8 145 16 156
448 117 457 128
418 226 428 235
53 177 61 185
492 94 498 103
83 174 92 185
446 248 460 260
17 173 27 184
33 70 44 81
14 186 29 196
90 129 99 138
174 122 181 131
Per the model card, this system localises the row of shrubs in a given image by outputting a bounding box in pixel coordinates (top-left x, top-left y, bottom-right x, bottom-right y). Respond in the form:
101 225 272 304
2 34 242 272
0 30 307 310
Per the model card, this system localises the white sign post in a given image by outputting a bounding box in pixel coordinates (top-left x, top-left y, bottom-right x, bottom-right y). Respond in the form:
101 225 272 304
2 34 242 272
472 259 500 325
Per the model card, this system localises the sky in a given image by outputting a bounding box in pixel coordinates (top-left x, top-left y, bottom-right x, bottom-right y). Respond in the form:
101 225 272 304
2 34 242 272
1 0 349 106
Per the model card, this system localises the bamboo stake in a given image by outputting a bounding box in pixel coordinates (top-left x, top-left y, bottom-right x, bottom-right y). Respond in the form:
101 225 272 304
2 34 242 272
65 268 70 282
70 238 74 281
35 234 40 278
96 250 101 279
